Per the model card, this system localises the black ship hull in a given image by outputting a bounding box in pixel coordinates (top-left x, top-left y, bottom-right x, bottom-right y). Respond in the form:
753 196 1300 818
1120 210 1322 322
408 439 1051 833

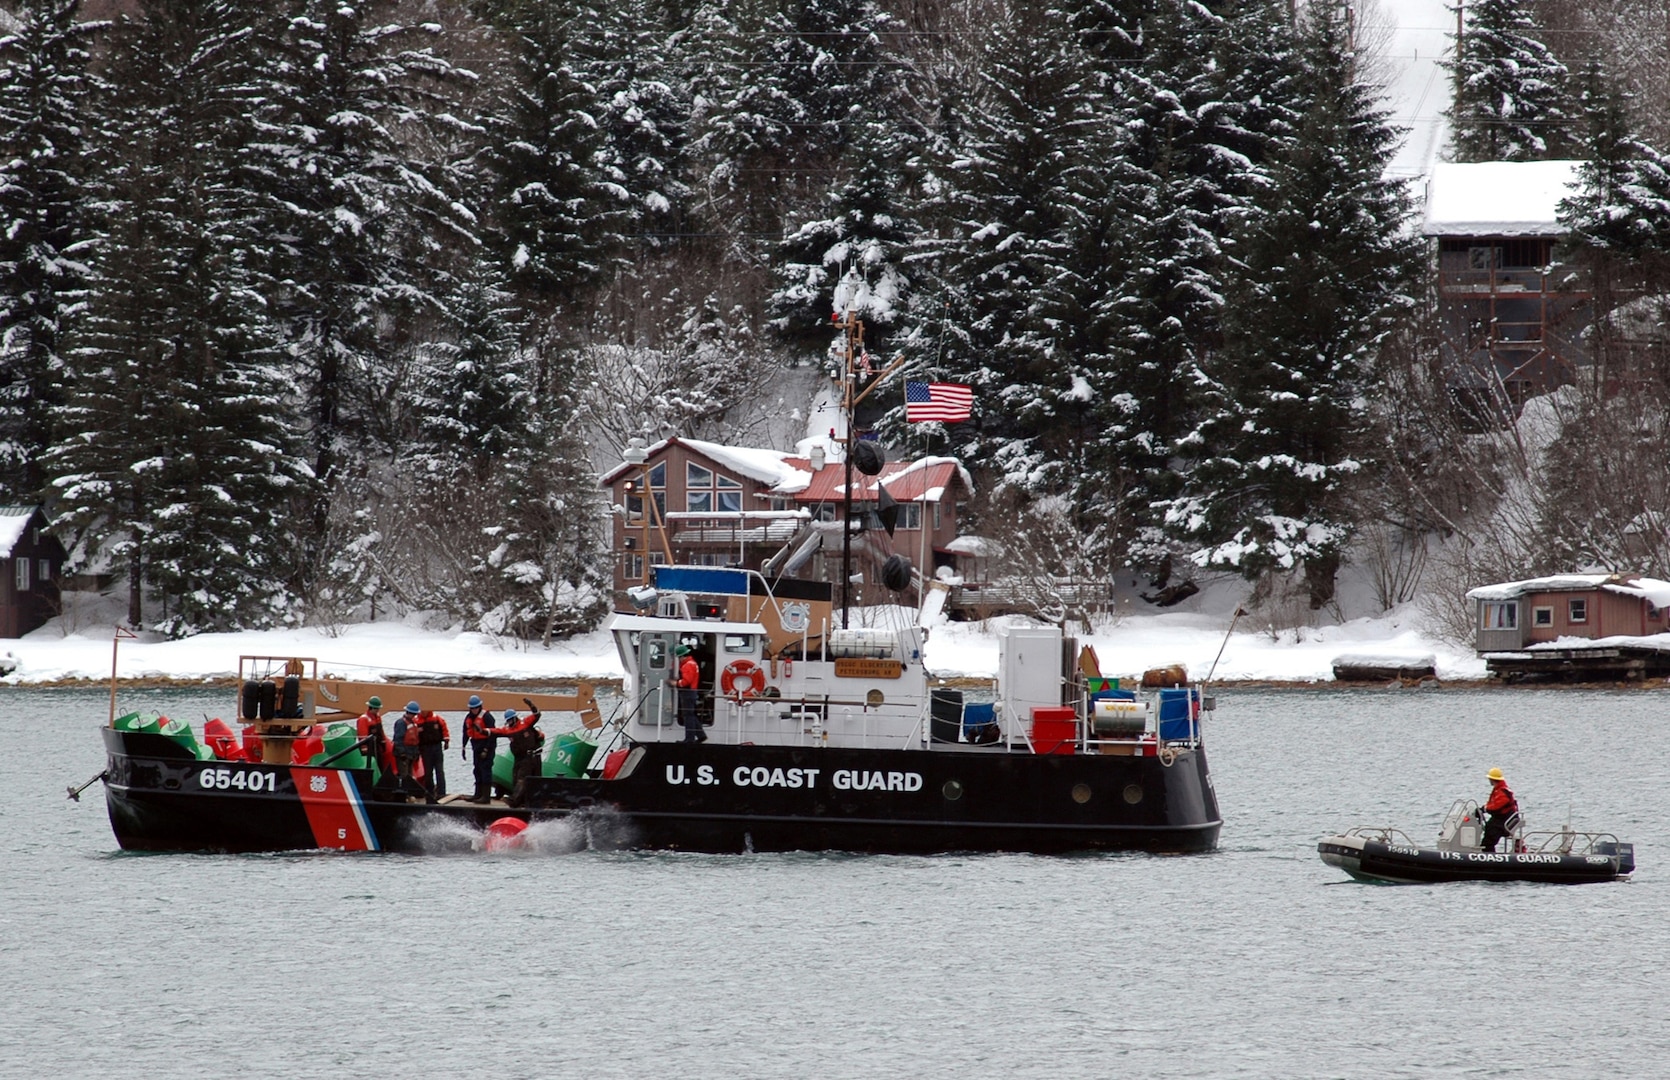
103 728 1221 855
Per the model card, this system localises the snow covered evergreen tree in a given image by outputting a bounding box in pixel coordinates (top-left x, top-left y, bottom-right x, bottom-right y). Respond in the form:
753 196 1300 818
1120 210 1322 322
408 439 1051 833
408 271 536 487
895 0 1109 494
1164 0 1420 607
0 0 98 503
768 120 920 353
475 0 630 326
46 0 309 633
687 0 904 267
1558 62 1670 267
1078 0 1258 563
249 1 477 593
1445 0 1575 161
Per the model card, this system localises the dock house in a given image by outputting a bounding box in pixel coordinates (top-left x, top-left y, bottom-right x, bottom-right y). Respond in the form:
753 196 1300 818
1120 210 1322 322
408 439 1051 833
1468 572 1670 680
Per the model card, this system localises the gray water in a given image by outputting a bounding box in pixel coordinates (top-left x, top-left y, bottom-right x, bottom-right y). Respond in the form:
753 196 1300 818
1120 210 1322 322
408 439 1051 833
2 685 1665 1079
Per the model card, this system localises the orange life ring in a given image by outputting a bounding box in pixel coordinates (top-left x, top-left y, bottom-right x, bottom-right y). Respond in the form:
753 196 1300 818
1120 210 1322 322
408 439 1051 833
721 659 767 699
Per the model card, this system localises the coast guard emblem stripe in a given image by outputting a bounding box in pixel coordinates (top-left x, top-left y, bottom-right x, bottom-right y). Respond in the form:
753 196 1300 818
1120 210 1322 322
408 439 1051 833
292 768 381 851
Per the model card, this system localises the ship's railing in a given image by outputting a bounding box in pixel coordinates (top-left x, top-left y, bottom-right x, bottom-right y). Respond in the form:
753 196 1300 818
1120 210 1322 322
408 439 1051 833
1519 828 1623 856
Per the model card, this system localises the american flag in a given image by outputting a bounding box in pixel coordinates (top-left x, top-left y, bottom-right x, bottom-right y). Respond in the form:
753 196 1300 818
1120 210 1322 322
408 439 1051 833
905 381 973 423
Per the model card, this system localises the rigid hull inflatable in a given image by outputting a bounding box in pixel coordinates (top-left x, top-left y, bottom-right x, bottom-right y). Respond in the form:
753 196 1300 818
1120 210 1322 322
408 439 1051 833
1318 801 1632 885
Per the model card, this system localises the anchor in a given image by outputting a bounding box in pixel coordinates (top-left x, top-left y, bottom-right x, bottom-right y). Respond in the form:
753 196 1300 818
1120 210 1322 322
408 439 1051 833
67 770 108 802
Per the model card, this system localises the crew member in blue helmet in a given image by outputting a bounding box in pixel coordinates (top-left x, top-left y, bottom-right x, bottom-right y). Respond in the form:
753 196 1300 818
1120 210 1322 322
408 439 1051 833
392 702 422 797
461 695 498 803
499 707 544 807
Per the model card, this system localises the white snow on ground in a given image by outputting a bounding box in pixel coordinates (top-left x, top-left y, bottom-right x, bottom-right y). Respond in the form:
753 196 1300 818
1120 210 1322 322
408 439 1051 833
2 594 1489 685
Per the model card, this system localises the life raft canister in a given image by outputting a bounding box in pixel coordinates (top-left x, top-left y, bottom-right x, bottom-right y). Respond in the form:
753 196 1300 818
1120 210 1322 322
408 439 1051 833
721 659 767 699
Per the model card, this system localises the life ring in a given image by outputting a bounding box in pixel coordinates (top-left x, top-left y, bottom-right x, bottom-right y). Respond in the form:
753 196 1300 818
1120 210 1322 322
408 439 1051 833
721 659 767 699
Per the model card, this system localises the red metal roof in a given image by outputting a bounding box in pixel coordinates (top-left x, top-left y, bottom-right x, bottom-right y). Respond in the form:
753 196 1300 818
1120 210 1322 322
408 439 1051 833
794 459 964 504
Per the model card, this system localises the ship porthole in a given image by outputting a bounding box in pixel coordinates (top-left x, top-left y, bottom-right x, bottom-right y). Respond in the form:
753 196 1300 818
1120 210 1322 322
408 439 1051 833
942 779 964 801
1071 783 1092 804
1123 783 1143 805
866 689 885 707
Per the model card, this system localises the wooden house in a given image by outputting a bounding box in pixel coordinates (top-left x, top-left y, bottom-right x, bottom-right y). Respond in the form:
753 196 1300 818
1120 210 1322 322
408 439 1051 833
599 437 973 604
1423 160 1592 411
1468 572 1670 680
0 506 66 638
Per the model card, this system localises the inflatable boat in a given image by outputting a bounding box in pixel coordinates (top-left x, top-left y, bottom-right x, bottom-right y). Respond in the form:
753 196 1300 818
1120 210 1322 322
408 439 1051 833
1319 799 1633 885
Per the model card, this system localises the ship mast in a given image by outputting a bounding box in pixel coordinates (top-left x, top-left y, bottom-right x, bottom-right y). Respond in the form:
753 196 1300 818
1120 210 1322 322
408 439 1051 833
833 310 908 630
836 310 862 629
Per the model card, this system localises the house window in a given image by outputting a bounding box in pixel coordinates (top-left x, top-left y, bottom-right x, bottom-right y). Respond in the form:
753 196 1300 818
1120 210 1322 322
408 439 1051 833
815 504 837 523
1532 606 1553 628
15 558 29 592
624 553 644 581
1568 598 1588 623
1468 246 1502 270
626 461 666 523
1481 601 1516 630
38 559 50 582
686 462 742 514
933 502 942 530
897 503 923 530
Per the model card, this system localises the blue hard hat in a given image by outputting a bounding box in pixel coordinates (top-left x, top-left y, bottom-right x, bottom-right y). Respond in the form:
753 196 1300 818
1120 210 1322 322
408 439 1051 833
468 695 482 708
503 709 518 722
405 701 420 714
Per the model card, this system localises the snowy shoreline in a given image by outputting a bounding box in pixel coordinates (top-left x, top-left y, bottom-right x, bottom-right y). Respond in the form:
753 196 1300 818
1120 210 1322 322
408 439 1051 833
1 600 1495 688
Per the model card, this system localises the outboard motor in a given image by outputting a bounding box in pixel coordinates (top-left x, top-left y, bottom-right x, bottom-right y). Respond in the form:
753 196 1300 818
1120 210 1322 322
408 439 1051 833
1595 840 1636 875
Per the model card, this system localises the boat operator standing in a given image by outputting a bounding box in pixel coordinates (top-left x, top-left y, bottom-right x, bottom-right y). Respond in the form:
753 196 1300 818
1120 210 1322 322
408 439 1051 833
1482 767 1519 852
414 706 451 803
357 696 395 786
674 644 705 743
461 695 498 803
499 707 544 807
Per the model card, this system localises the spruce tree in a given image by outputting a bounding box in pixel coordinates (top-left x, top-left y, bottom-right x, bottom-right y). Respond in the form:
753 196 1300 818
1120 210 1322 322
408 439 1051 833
1446 0 1575 161
902 0 1109 493
249 0 477 588
1165 1 1420 607
768 122 919 354
1558 63 1670 266
47 0 309 632
0 0 98 503
1082 0 1248 562
476 0 629 324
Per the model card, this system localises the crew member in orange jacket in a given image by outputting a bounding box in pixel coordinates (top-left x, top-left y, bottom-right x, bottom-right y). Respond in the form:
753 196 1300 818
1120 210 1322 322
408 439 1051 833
414 707 451 804
674 644 705 743
356 696 395 783
1482 767 1519 852
497 707 543 807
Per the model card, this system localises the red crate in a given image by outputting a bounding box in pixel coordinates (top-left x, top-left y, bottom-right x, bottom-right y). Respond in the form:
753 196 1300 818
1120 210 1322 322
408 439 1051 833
1030 709 1078 755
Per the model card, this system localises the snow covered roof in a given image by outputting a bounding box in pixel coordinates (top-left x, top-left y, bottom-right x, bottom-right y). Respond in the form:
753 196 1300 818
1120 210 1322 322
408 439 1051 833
598 437 811 491
1466 573 1670 608
0 506 38 558
1422 160 1584 237
944 535 1003 557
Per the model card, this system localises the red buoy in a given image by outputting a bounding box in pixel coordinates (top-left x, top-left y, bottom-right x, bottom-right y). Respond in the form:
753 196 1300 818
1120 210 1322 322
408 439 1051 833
483 816 529 852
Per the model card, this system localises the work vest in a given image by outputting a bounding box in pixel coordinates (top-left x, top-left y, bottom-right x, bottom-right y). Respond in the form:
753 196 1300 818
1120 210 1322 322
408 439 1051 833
1485 782 1517 815
416 712 447 746
465 709 494 744
678 656 699 690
